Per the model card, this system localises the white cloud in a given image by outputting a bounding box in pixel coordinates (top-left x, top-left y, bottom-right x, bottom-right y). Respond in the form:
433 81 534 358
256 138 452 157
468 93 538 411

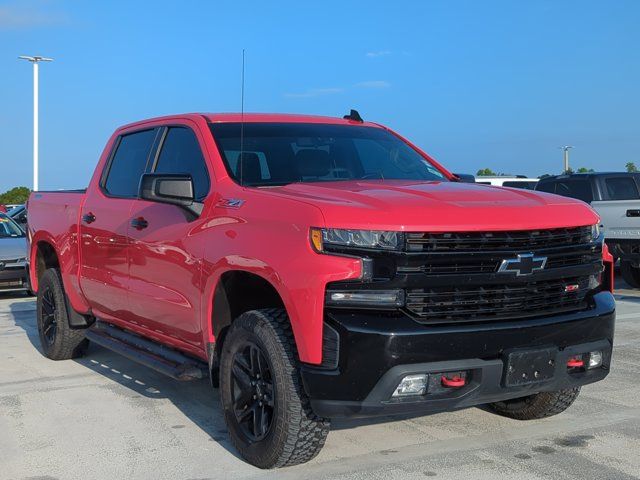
365 50 391 58
284 87 344 99
356 80 391 89
0 2 67 30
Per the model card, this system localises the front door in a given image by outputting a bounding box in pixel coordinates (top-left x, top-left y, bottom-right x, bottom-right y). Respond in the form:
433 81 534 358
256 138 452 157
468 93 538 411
126 125 211 349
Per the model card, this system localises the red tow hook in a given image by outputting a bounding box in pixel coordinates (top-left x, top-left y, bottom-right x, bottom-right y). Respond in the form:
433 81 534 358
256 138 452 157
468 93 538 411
567 356 585 368
441 374 466 388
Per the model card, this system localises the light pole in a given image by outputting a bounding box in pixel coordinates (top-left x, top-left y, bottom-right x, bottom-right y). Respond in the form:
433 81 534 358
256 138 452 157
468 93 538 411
559 145 573 173
19 55 53 192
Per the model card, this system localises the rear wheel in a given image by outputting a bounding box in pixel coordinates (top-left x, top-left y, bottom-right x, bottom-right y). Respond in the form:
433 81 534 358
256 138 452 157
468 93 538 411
36 269 88 360
488 387 580 420
219 309 329 468
621 261 640 288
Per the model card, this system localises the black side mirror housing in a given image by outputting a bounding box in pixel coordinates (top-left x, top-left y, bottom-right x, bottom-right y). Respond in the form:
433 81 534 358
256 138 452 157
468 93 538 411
452 173 476 183
139 174 203 217
140 173 194 206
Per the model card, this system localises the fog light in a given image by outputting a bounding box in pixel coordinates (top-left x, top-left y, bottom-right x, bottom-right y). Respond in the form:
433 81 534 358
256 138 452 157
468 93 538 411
326 289 405 308
392 374 428 397
588 351 603 369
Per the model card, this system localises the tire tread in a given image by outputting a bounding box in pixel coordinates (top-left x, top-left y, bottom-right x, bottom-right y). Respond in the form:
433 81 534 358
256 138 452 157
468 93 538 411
488 387 581 420
222 308 329 468
621 261 640 288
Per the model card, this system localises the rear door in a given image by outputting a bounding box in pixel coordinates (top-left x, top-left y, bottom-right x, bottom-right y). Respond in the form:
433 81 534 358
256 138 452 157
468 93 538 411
79 128 159 321
592 174 640 241
126 124 211 349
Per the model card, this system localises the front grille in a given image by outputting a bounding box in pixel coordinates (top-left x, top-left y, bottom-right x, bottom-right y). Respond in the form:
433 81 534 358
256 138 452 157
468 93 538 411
405 276 591 324
397 246 601 276
406 226 592 252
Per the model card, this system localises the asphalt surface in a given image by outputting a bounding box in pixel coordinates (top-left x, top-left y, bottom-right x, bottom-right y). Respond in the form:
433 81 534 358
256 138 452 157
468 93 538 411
0 275 638 480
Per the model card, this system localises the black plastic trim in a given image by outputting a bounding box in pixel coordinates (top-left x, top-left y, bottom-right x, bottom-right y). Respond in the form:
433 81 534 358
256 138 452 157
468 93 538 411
301 292 615 418
86 321 207 381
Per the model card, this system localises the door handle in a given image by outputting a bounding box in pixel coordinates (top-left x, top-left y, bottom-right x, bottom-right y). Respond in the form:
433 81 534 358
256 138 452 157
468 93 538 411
627 209 640 217
82 212 96 224
131 217 149 230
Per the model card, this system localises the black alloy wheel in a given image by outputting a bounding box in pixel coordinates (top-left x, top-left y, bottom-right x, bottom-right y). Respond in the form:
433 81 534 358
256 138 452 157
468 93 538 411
40 286 58 346
231 341 275 442
36 268 89 360
219 309 329 468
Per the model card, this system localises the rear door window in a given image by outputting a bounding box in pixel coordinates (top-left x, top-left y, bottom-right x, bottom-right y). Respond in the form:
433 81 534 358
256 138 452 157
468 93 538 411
104 129 158 197
154 127 211 201
555 179 593 203
502 181 538 190
604 177 640 200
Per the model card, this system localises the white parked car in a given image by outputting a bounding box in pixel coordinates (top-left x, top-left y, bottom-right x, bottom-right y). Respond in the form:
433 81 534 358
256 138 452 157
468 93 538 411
475 176 539 190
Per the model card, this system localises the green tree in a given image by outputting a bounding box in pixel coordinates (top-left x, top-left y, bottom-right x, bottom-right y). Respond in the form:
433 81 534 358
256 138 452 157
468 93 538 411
476 168 496 176
0 186 31 205
576 167 595 173
626 162 638 173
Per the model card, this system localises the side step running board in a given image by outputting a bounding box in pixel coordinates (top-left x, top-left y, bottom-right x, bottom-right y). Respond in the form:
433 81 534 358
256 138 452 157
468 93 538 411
85 321 208 381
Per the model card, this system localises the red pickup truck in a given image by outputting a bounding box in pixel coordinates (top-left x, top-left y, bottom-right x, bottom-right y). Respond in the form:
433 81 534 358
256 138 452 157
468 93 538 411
27 112 615 468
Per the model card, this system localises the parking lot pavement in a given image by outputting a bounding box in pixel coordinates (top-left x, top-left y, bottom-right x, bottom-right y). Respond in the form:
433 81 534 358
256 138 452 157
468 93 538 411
0 278 638 480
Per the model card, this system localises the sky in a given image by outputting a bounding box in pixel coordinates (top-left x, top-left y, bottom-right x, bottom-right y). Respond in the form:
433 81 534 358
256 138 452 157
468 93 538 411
1 0 639 192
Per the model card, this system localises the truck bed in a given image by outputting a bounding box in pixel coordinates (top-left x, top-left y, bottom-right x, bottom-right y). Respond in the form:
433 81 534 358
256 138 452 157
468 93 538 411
27 190 87 301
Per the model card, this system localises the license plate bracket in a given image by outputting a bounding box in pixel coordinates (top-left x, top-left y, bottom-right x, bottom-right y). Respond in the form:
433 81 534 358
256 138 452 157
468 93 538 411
504 347 557 387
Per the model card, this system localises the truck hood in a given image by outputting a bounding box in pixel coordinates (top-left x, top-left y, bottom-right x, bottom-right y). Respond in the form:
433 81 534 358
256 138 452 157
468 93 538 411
272 180 599 231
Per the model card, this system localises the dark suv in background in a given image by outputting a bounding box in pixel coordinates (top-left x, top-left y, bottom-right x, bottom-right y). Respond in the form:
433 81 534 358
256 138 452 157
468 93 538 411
537 172 640 286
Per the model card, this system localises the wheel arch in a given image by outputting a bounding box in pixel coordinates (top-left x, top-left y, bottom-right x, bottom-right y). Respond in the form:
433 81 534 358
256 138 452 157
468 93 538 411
32 238 93 328
209 269 287 357
32 239 60 291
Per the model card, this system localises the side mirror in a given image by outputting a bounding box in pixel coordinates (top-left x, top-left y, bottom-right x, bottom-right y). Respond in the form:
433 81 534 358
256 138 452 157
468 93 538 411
452 173 476 183
139 173 195 208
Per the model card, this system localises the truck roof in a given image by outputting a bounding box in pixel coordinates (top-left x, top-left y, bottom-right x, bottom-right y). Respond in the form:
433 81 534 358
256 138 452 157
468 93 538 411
119 112 382 131
538 172 640 181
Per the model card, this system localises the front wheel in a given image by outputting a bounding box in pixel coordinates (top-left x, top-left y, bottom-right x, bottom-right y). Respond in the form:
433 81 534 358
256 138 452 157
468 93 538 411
219 309 329 468
36 268 88 360
488 387 581 420
620 261 640 288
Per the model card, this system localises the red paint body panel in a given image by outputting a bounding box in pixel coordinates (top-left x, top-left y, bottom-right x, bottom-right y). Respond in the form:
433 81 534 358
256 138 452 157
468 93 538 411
26 112 603 365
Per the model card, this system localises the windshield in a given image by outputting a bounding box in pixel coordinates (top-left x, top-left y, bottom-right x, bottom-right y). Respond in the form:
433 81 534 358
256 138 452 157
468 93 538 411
0 214 24 237
209 123 447 187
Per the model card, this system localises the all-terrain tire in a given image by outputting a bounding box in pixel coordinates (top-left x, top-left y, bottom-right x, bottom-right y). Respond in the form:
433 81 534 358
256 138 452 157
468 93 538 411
219 308 330 468
488 387 581 420
621 261 640 288
36 268 89 360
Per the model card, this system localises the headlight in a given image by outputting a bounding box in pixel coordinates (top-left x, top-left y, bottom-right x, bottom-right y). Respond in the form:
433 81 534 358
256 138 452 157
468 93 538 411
591 223 603 243
310 228 403 252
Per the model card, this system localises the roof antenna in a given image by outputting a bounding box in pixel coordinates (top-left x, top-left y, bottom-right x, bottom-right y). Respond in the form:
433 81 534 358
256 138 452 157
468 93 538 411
343 109 363 122
239 49 246 186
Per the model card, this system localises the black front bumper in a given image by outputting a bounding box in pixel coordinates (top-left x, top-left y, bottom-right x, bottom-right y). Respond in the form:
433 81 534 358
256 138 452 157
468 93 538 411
0 265 29 290
302 291 615 418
